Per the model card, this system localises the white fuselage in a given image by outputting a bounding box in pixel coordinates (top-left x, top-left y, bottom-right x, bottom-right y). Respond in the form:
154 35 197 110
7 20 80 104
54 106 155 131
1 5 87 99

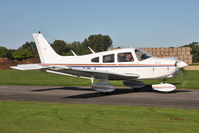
40 48 178 80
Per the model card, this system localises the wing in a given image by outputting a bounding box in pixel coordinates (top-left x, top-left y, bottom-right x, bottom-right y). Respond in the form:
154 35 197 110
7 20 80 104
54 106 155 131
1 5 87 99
10 64 47 70
11 64 139 80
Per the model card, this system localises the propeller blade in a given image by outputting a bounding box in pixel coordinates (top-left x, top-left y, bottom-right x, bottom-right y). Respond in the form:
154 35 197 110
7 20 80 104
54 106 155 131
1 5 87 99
180 68 187 87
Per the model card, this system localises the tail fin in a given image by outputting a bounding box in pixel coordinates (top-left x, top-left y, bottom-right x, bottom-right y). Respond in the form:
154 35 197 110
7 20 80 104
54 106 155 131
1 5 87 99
33 33 62 63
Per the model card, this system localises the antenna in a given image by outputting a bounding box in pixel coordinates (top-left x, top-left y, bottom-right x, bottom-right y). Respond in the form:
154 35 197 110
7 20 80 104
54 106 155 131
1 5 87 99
71 50 77 56
88 47 95 54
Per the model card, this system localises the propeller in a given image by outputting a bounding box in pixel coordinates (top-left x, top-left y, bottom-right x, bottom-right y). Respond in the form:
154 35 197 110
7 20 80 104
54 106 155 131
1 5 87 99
175 61 188 87
180 67 187 87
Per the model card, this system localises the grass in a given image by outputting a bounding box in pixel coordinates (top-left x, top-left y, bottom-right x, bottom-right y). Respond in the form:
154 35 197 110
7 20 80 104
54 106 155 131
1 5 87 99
190 63 199 66
0 69 199 89
0 69 91 86
0 100 199 133
0 70 198 132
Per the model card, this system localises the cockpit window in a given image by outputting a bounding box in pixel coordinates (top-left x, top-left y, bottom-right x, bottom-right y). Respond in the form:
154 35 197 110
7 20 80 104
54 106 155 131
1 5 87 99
103 54 114 63
118 52 134 62
135 49 153 61
91 57 99 63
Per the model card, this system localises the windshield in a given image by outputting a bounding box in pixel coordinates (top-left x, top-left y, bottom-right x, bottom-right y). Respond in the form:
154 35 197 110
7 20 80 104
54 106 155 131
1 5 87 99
135 49 153 61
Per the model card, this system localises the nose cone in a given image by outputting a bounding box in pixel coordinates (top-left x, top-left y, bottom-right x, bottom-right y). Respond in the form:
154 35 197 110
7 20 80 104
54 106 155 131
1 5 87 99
176 61 188 69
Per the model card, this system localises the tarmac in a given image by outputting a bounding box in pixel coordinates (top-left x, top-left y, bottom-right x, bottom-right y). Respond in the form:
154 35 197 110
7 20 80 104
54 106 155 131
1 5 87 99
0 85 199 109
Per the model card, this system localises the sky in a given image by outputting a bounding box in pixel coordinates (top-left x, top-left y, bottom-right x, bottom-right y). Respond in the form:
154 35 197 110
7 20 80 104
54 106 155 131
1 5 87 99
0 0 199 49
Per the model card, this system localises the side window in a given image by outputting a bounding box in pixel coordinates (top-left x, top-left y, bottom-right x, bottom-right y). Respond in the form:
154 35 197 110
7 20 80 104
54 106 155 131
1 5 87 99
103 54 114 63
117 52 134 62
91 57 99 63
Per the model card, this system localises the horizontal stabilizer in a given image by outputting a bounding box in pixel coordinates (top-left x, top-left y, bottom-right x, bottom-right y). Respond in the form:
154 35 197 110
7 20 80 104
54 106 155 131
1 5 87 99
10 64 46 70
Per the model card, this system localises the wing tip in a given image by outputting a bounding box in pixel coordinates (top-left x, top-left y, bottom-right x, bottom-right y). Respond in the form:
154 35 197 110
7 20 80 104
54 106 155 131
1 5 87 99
10 66 24 70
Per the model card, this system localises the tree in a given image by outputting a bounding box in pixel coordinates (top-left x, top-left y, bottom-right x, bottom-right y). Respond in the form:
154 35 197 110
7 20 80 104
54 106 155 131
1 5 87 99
183 42 198 47
68 41 89 55
19 41 38 58
0 46 9 58
0 46 13 59
51 40 70 55
13 50 32 60
192 44 199 62
182 42 199 62
82 34 112 52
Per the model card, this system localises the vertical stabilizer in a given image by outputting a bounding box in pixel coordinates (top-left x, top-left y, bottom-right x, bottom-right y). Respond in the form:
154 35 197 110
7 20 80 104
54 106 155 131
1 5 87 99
33 33 62 63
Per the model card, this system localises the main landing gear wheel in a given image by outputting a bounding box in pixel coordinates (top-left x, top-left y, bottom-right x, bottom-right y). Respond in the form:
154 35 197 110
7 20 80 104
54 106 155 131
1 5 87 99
92 79 115 93
123 80 145 89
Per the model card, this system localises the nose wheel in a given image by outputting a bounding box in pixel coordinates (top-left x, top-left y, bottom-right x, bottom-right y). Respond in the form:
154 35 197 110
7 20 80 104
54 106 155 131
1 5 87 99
152 78 176 92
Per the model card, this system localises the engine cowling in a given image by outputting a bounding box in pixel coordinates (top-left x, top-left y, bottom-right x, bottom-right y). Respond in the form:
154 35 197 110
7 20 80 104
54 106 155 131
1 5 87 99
123 80 145 88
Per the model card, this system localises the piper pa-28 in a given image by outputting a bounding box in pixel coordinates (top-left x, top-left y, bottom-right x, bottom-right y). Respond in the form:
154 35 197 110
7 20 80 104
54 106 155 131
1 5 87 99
11 32 188 93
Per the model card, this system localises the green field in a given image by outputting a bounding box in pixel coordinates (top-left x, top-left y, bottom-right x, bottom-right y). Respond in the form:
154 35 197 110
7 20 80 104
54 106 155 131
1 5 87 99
0 69 198 89
0 70 199 133
0 100 199 133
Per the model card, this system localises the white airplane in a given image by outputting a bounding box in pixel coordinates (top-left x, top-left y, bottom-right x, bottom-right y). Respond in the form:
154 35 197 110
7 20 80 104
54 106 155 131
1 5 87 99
11 32 188 93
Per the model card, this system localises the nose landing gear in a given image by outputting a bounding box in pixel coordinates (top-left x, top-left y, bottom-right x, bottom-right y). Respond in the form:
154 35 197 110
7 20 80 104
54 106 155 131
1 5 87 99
152 78 176 92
